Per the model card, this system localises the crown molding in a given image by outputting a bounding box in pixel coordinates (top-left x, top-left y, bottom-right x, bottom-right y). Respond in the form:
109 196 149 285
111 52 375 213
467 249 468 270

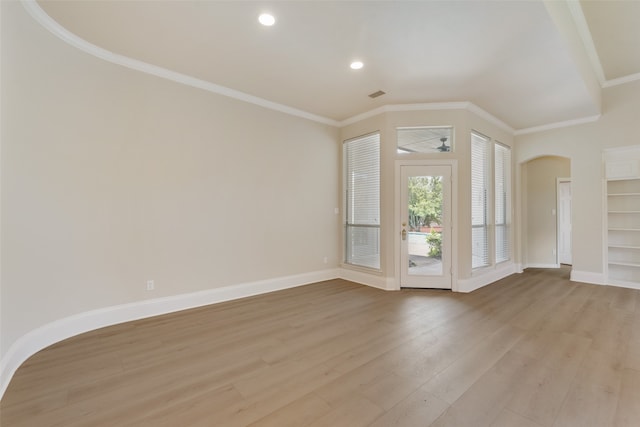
339 103 463 128
21 0 341 127
21 0 617 137
338 102 470 127
385 102 471 113
339 101 515 134
603 73 640 89
465 103 515 134
19 1 515 134
514 114 601 136
338 105 389 127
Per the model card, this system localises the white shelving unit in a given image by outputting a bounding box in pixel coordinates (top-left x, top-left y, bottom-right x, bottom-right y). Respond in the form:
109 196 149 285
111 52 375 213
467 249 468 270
605 156 640 288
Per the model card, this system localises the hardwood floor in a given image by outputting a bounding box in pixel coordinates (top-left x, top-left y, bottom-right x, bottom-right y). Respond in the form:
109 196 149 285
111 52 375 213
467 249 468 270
2 267 640 426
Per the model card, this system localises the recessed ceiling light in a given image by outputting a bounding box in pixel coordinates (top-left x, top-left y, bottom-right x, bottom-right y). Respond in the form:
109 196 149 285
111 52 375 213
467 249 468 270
350 61 364 70
258 13 275 26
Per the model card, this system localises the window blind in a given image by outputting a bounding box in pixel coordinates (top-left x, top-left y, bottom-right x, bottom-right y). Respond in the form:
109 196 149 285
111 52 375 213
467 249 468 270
471 132 490 269
495 143 511 263
344 133 380 269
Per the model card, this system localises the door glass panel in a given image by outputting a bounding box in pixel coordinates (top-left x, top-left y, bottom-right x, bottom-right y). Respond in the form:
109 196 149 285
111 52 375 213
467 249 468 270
407 175 443 276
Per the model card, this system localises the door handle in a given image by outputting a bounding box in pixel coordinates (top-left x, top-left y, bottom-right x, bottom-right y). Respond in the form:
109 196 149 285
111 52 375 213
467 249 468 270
402 229 407 240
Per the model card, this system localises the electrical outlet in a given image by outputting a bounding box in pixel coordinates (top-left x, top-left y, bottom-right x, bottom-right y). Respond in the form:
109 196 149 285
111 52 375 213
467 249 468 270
552 249 557 255
146 280 155 291
323 256 328 264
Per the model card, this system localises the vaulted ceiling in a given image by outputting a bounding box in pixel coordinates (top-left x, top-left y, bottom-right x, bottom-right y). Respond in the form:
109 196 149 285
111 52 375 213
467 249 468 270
32 0 640 132
580 0 640 83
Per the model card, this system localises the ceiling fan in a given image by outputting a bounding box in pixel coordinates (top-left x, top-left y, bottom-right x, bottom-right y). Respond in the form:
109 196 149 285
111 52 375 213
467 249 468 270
436 137 450 152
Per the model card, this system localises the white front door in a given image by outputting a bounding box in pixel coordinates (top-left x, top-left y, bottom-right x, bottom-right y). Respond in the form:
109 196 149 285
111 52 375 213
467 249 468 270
400 165 452 289
558 180 572 265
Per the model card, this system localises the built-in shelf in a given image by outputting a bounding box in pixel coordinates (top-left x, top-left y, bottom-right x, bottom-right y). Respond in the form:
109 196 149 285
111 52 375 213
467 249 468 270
608 261 640 268
609 244 640 249
605 154 640 287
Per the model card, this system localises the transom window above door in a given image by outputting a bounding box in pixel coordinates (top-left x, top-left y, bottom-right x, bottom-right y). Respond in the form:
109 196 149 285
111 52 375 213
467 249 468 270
397 126 453 154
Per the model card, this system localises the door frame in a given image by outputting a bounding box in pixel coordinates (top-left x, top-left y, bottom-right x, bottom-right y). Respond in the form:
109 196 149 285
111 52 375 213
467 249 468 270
394 159 458 291
556 177 572 265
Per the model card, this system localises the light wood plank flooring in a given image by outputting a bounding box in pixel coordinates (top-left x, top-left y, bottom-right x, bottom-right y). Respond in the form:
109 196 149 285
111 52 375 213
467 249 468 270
2 267 640 426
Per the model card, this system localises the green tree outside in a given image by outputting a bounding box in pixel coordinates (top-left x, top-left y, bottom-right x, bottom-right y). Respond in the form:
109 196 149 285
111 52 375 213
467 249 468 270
407 176 442 230
408 176 443 258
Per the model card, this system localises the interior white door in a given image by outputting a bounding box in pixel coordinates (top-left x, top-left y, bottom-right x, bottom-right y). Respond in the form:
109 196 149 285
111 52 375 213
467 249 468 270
558 180 572 265
400 165 452 289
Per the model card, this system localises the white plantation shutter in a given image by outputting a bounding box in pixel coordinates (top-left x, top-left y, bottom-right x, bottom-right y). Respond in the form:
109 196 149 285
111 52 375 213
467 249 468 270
344 133 380 269
495 143 511 263
471 132 490 268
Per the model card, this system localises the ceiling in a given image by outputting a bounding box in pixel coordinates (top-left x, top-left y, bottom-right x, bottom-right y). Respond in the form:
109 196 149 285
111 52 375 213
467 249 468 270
33 0 640 132
580 0 640 82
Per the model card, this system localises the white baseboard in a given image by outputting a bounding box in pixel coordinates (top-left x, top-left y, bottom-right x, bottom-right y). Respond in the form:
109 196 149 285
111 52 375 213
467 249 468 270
0 268 339 399
523 267 606 287
338 267 396 291
604 278 640 290
570 270 605 285
525 263 561 269
457 262 517 293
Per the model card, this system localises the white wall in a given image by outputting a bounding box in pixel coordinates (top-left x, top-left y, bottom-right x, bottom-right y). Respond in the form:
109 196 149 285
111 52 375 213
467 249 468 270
515 79 640 282
1 2 339 363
